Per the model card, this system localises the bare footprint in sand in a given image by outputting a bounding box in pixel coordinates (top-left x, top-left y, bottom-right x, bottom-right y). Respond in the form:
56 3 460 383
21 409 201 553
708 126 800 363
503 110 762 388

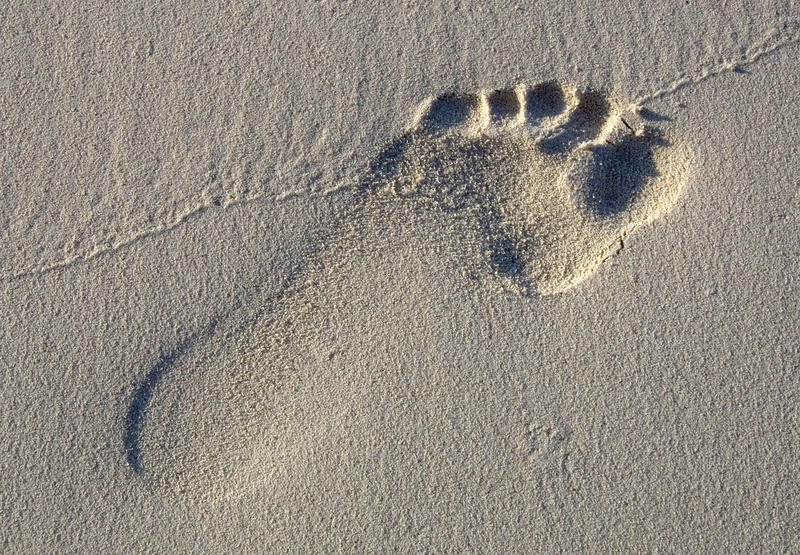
126 81 691 501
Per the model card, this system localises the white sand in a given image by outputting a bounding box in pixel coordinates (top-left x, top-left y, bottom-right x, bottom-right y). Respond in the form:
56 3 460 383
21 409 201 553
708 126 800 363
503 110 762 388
2 2 798 552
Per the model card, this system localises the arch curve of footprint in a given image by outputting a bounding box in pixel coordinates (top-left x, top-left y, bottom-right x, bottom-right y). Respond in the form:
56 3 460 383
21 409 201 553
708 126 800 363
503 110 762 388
126 81 691 502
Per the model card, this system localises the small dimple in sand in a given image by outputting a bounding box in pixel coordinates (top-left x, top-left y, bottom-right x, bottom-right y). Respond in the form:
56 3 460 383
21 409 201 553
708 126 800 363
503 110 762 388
130 81 691 502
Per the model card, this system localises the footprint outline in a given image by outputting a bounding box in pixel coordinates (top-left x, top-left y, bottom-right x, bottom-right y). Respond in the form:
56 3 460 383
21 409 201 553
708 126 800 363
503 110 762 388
127 80 691 502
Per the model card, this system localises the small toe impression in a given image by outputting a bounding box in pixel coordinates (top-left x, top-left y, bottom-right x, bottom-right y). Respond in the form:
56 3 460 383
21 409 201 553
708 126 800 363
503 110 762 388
487 87 522 125
525 81 567 122
538 89 610 155
576 130 669 218
417 93 482 132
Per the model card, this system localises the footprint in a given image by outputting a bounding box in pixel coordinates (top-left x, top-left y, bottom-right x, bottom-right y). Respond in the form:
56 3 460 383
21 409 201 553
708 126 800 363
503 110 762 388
126 82 691 501
396 82 690 293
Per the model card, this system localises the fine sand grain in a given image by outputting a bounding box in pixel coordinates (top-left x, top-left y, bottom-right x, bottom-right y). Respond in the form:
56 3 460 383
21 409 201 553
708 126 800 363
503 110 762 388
1 3 798 552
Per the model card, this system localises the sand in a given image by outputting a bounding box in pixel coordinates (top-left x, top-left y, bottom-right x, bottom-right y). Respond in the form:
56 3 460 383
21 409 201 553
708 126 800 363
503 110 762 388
2 2 798 552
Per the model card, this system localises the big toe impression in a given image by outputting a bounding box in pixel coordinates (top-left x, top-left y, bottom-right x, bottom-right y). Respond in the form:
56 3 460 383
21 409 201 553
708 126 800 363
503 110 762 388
566 122 691 229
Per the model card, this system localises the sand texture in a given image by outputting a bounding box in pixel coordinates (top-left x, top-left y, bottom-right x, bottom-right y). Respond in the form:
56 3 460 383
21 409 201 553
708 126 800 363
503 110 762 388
1 2 799 552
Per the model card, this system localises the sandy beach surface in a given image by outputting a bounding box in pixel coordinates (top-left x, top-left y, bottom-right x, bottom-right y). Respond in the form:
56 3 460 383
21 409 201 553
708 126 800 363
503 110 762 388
2 2 799 552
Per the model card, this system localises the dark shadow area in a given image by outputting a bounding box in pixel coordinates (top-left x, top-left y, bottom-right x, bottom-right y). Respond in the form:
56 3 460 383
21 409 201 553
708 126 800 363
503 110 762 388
488 88 521 122
638 107 671 122
525 81 567 122
538 89 610 155
485 227 527 280
581 130 669 217
124 333 201 474
419 93 479 130
363 135 412 188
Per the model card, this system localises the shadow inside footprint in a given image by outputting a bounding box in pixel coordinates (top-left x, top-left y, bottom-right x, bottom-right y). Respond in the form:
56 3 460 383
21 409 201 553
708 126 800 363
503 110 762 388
538 90 609 155
637 107 671 122
580 130 669 217
488 88 521 123
486 232 527 279
525 81 567 122
419 94 479 130
366 135 413 185
125 336 197 474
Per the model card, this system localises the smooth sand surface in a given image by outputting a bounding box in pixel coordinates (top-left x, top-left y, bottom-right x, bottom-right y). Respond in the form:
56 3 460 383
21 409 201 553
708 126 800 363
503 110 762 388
2 2 798 552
